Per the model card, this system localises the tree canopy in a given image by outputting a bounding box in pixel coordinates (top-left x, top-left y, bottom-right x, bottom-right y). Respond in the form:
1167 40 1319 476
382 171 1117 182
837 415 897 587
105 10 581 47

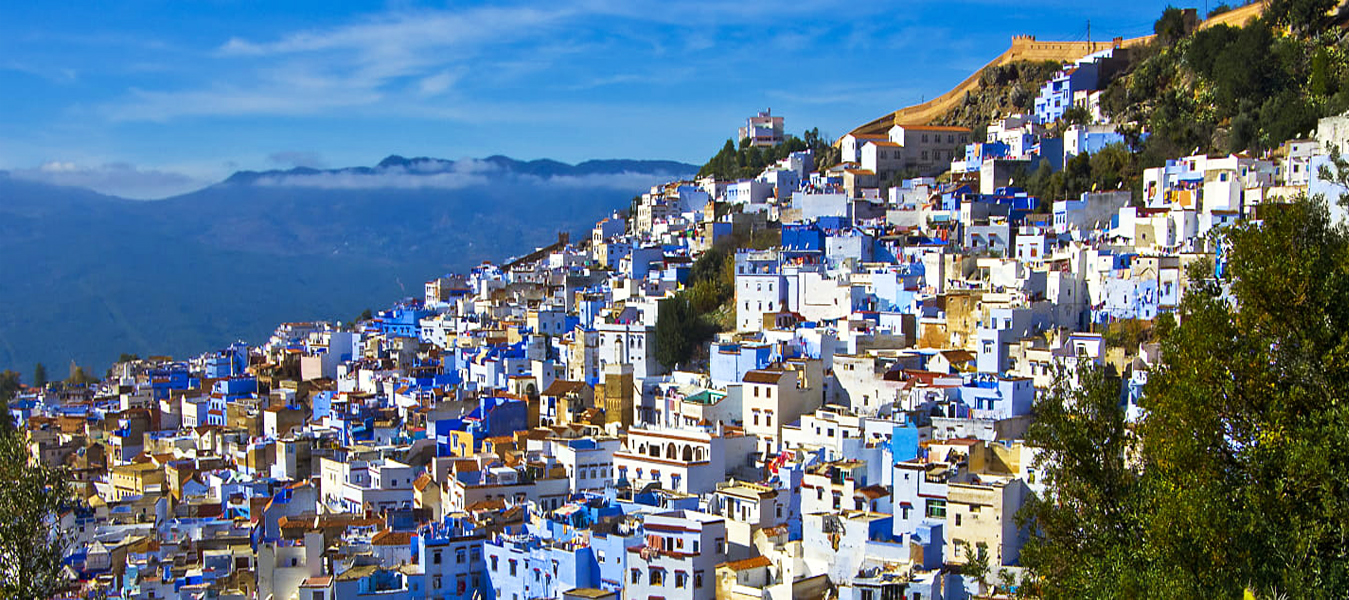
1102 10 1348 157
1023 194 1349 597
697 128 840 181
0 370 72 598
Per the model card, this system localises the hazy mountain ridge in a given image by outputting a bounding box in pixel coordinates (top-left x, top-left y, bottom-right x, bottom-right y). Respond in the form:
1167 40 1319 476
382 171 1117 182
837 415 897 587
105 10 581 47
220 155 697 187
0 156 696 375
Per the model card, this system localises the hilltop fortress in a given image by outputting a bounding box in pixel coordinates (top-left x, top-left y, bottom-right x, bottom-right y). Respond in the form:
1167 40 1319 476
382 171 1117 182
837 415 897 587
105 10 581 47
846 1 1266 137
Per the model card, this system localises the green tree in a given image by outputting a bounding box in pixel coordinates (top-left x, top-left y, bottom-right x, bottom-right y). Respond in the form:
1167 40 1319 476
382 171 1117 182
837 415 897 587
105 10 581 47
1059 105 1091 127
1139 196 1349 595
66 361 97 386
1020 363 1145 599
654 295 702 369
1025 194 1349 597
1309 47 1337 98
0 423 73 598
1153 6 1190 46
0 371 19 430
32 363 46 388
1268 0 1337 35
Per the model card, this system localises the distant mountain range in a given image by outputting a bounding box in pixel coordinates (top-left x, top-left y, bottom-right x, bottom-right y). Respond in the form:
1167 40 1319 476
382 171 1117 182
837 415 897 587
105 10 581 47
0 155 697 376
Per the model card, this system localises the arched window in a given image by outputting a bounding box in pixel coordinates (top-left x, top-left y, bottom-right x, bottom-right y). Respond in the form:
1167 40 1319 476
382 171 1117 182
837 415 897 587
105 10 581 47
682 445 693 462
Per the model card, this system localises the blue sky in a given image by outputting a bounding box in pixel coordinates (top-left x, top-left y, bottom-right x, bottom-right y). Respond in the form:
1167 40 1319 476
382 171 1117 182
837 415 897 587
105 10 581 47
0 0 1193 198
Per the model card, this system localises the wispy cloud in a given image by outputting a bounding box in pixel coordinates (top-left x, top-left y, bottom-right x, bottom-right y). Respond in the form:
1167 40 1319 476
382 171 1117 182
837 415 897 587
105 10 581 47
1 60 77 83
99 0 862 123
107 80 384 121
8 161 207 199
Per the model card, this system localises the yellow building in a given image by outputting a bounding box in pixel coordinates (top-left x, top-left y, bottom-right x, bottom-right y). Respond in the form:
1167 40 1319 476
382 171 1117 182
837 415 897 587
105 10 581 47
109 461 165 501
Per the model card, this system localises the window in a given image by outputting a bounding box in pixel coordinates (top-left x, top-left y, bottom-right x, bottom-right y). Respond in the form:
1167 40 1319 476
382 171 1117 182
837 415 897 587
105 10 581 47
716 538 726 554
695 570 705 588
650 569 664 585
490 556 499 571
631 569 641 584
926 499 947 518
956 513 962 526
510 560 518 576
676 572 688 588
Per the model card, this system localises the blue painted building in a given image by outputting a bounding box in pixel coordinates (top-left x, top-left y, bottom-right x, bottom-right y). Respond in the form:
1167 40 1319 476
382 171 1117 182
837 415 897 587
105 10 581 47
709 343 775 388
1064 125 1127 159
378 305 436 339
780 223 825 253
150 364 194 402
953 141 1011 173
204 343 249 379
1034 61 1100 124
959 374 1035 420
207 377 257 426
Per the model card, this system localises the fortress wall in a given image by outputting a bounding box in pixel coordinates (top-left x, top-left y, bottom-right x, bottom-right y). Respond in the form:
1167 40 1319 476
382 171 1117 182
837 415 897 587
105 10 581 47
845 3 1266 138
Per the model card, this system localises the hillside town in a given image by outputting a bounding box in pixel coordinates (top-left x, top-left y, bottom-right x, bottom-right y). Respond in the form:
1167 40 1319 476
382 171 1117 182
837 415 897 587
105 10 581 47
10 35 1349 600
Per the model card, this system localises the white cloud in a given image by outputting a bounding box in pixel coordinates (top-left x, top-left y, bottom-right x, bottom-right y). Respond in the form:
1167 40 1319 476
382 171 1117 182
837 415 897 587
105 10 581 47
102 0 859 123
255 170 490 190
546 171 690 190
9 161 208 199
418 70 462 96
250 159 685 192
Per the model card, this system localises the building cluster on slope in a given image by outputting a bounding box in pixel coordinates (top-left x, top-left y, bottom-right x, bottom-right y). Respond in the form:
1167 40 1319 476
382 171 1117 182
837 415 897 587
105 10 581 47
11 82 1349 600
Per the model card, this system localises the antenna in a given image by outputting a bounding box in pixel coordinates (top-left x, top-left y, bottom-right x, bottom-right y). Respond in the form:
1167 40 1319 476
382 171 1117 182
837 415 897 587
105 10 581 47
1087 19 1092 51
